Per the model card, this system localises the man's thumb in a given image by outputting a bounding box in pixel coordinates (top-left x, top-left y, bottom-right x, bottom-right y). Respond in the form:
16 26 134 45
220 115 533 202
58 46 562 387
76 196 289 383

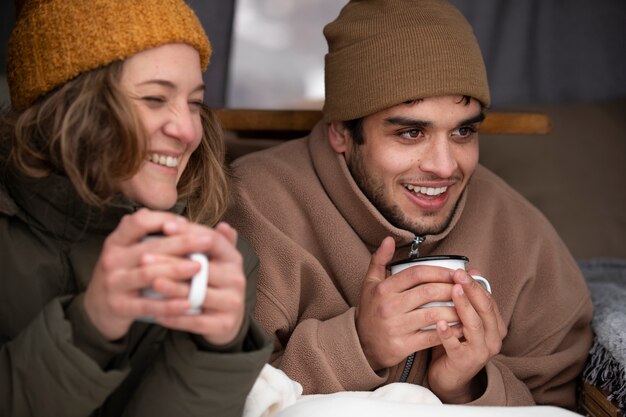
367 236 396 280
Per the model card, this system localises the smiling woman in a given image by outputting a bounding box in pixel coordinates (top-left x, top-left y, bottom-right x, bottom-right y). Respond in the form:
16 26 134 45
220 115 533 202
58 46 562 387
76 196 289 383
0 1 271 416
117 44 206 211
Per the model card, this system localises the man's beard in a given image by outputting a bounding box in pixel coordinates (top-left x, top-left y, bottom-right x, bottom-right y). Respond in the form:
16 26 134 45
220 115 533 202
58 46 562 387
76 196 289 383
346 145 461 237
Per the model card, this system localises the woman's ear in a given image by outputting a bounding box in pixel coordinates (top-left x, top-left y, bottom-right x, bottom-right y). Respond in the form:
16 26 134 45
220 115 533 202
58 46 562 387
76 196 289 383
327 121 350 153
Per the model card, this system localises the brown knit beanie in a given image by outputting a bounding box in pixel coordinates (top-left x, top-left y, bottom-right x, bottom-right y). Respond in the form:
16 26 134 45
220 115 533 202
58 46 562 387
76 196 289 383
7 0 211 111
323 0 490 122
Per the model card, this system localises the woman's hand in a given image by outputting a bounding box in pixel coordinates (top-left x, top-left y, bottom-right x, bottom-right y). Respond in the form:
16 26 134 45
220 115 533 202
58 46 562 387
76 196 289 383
85 208 247 345
83 208 235 342
148 221 247 346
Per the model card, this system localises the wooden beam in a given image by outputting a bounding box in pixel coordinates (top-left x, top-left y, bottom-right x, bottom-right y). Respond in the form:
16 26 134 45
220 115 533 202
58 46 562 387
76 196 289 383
214 108 551 136
215 109 322 133
482 112 551 135
578 383 621 417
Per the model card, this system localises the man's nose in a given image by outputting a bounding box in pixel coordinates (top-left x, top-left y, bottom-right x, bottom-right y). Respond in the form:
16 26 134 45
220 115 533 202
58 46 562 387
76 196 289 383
418 137 458 178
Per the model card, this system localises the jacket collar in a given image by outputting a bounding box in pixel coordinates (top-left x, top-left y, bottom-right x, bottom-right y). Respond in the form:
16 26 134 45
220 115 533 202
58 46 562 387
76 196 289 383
308 120 467 258
3 171 184 242
5 172 137 241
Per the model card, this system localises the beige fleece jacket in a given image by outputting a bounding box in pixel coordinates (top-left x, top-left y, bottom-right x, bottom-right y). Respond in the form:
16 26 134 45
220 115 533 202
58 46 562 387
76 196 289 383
223 121 593 409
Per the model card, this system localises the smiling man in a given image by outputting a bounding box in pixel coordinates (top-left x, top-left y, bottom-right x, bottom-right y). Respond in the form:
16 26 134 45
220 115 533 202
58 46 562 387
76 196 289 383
223 0 592 409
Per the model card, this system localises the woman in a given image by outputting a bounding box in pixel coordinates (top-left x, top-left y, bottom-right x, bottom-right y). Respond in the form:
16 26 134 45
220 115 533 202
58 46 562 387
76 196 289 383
0 0 271 416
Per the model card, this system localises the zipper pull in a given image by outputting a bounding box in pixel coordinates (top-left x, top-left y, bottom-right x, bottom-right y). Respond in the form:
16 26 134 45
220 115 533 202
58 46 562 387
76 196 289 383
408 236 425 259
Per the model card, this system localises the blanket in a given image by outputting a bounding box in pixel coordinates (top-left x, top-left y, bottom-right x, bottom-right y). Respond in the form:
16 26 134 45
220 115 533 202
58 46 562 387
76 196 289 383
243 364 442 417
243 364 580 417
579 259 626 413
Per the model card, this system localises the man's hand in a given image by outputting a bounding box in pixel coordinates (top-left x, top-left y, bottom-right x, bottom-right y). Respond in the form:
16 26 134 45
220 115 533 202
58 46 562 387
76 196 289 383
427 268 507 403
355 237 463 370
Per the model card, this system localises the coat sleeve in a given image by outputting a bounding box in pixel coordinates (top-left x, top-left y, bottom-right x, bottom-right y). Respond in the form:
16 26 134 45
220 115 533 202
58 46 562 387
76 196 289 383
0 214 271 417
0 298 130 416
0 215 131 417
466 240 594 409
223 188 388 394
468 296 593 407
118 238 272 417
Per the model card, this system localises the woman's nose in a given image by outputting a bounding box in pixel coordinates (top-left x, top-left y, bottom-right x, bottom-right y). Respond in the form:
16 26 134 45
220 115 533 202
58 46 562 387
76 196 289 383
163 105 198 143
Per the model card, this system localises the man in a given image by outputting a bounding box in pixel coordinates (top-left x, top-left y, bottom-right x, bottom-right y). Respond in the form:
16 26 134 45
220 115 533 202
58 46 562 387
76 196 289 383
223 0 592 409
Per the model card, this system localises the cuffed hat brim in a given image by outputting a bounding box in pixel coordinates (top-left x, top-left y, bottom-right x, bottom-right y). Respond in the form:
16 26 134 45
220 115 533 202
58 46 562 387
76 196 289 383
323 0 490 122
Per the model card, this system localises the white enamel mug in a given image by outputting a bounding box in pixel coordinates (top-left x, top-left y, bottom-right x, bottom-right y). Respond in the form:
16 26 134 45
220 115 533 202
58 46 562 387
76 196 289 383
139 235 209 320
389 255 491 330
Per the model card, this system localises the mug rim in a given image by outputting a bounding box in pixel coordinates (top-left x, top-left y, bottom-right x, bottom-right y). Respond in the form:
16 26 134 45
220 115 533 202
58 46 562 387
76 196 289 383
388 255 469 268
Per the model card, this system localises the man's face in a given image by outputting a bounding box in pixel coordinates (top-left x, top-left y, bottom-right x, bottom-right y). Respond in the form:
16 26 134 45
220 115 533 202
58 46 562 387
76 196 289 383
329 96 483 236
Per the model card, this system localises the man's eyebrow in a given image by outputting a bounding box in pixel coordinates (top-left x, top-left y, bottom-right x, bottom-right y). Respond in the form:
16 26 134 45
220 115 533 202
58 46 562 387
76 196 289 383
137 79 205 94
383 112 485 128
459 112 485 126
383 116 431 128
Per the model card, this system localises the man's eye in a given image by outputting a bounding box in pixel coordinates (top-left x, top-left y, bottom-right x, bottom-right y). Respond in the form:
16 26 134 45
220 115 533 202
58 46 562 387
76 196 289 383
456 126 477 137
399 129 423 140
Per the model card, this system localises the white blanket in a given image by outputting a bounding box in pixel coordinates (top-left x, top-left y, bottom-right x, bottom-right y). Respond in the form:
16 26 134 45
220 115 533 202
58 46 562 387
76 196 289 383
244 364 580 417
243 364 304 417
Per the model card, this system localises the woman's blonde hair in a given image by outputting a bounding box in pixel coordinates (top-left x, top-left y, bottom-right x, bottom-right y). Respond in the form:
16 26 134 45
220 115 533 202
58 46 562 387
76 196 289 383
1 61 228 226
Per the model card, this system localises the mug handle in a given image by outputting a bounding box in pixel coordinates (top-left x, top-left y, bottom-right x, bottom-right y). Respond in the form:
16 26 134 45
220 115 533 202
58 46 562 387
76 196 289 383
186 253 209 314
471 275 491 293
139 252 209 319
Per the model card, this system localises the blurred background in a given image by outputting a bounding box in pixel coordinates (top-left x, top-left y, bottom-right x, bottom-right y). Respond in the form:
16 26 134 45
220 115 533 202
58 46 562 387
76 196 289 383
1 0 625 259
1 0 625 109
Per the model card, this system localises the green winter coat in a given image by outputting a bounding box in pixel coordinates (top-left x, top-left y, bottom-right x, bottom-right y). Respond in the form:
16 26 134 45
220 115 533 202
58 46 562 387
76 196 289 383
0 172 271 417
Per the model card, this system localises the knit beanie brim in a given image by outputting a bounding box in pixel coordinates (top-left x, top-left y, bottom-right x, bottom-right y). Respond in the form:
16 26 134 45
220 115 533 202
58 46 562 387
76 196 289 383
8 0 211 111
322 0 490 122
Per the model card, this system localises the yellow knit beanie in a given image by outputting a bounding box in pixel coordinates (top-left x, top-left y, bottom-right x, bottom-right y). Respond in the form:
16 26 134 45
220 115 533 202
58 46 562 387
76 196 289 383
323 0 490 122
7 0 212 111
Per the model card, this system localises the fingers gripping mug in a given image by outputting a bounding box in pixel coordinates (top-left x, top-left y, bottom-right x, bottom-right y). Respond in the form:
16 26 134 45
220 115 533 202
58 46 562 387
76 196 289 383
388 255 491 330
139 235 209 321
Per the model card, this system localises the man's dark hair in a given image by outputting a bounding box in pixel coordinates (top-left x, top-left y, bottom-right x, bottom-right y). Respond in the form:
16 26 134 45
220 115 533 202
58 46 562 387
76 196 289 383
342 117 365 145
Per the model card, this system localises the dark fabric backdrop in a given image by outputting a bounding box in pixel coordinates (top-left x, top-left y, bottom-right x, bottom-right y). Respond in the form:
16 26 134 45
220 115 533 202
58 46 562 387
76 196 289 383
450 0 626 107
1 0 625 108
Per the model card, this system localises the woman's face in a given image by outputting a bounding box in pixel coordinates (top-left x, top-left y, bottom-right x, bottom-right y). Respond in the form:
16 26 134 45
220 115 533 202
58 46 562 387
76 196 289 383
118 43 205 209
